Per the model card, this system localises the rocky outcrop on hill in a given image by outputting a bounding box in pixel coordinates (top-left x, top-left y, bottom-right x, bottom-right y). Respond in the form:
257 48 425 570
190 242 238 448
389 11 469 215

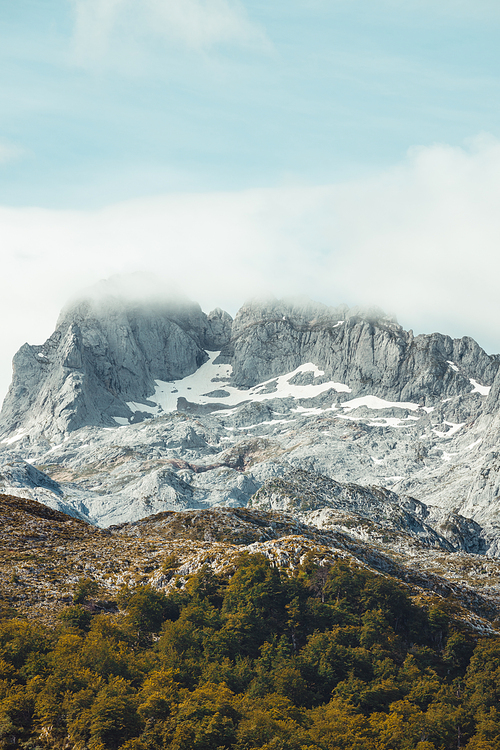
2 492 500 632
250 469 488 554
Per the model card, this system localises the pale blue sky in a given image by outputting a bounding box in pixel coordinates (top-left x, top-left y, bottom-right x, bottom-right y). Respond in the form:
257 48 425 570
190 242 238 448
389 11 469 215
2 1 500 207
2 0 500 400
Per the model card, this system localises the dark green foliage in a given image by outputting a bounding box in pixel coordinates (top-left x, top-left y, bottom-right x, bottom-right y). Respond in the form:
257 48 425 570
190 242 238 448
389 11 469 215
0 618 51 673
58 604 93 632
89 677 141 749
124 585 173 637
73 576 100 605
221 553 288 657
1 555 499 749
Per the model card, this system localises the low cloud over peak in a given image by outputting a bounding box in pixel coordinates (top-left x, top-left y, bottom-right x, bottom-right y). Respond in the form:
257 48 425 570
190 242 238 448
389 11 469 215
1 134 500 398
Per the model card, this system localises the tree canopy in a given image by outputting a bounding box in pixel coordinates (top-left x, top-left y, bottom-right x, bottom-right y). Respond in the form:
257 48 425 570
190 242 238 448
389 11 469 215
0 554 497 749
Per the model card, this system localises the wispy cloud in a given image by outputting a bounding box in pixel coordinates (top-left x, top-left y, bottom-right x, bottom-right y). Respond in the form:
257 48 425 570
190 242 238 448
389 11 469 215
145 0 268 51
71 0 124 64
70 0 269 66
0 139 25 165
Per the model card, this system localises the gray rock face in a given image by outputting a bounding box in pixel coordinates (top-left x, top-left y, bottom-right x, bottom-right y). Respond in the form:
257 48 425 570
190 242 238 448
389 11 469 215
0 459 90 521
0 459 62 495
229 297 498 402
426 509 487 555
2 290 496 444
0 290 233 441
205 308 233 350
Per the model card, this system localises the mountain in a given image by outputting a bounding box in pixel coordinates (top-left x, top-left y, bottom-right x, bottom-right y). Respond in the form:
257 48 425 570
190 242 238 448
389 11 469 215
2 278 500 556
229 297 498 399
3 284 497 443
5 277 500 750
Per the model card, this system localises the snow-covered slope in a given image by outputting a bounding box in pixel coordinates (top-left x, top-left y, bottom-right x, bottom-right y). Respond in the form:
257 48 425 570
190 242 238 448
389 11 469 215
118 355 353 423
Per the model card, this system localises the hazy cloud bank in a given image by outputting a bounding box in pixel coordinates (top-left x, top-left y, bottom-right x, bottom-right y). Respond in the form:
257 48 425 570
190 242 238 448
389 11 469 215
1 135 500 399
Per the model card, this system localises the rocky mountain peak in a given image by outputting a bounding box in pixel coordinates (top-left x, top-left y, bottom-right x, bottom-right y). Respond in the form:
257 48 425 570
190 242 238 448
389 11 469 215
228 296 497 399
1 282 498 442
0 278 233 441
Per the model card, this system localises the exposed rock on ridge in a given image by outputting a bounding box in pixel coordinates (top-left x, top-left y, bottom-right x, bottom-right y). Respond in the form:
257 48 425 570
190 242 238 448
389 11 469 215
251 469 487 555
3 492 500 632
229 297 498 402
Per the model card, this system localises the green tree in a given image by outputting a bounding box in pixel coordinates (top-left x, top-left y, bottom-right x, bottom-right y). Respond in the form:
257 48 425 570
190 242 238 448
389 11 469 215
124 586 173 642
170 682 239 750
58 604 93 632
73 576 100 605
89 676 141 750
221 554 287 658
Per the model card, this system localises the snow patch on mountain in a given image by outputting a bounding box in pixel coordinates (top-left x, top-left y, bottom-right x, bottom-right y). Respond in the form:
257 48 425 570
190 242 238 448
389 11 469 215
114 355 354 424
4 430 28 446
432 422 465 439
470 378 491 396
116 352 457 428
340 395 420 412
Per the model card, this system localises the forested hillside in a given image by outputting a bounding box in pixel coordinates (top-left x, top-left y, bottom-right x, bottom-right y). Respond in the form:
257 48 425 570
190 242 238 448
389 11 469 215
1 553 500 749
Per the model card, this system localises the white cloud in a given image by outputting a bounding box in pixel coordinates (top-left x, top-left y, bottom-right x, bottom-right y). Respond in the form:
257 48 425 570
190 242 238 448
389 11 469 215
70 0 268 66
2 134 500 402
144 0 268 51
0 139 25 165
324 133 500 335
71 0 125 64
